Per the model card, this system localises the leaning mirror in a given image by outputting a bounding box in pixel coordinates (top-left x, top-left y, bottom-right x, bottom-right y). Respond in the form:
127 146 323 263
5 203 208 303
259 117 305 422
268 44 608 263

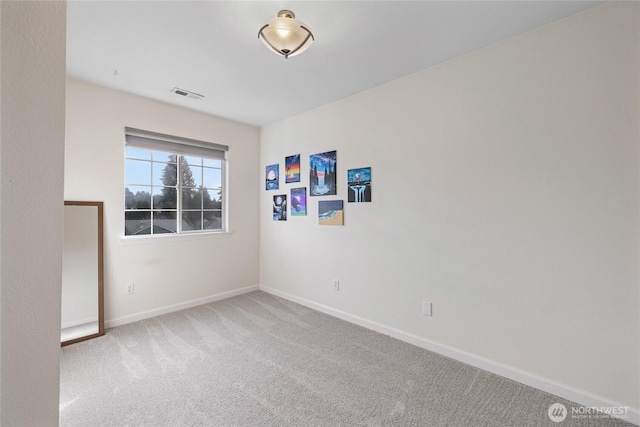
61 201 105 346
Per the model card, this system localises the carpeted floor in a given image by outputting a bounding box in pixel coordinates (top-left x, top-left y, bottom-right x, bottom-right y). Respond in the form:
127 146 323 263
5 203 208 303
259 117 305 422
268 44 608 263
60 291 632 426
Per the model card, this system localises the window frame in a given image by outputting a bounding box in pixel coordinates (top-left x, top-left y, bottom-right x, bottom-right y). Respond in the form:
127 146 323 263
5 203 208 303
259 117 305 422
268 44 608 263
123 127 229 238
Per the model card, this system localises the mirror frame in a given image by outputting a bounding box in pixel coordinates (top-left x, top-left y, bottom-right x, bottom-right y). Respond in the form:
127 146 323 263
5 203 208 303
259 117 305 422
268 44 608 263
61 201 105 346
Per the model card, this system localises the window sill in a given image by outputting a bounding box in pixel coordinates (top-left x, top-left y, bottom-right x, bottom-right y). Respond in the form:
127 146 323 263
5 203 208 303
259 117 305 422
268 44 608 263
119 230 233 246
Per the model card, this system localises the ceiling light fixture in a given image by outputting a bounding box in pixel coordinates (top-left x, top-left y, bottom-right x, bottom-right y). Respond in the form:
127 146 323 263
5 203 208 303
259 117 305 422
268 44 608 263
258 10 314 59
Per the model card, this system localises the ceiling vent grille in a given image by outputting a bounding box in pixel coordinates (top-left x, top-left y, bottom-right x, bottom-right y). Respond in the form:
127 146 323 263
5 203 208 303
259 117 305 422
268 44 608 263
170 87 204 100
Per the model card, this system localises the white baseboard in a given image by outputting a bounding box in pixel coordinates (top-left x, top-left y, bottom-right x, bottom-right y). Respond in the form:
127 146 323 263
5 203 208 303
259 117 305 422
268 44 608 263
259 285 639 426
61 316 98 330
105 285 259 329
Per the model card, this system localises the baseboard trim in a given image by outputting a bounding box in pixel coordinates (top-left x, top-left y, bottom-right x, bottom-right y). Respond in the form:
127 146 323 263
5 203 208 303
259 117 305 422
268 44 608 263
259 285 639 426
61 316 98 329
105 285 259 329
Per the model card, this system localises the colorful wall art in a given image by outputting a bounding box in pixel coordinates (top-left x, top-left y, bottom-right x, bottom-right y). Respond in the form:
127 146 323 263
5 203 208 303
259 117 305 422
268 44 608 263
285 154 301 183
347 167 372 203
309 150 337 196
318 200 344 225
265 164 279 190
290 187 307 216
273 194 287 221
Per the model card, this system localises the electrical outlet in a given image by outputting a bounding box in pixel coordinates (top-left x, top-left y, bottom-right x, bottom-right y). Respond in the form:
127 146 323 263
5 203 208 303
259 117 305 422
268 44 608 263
422 301 432 316
333 279 340 291
125 283 134 295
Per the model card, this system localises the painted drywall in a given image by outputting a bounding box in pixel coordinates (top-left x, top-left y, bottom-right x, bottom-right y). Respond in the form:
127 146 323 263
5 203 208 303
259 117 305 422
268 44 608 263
261 2 639 410
0 1 67 425
65 78 260 324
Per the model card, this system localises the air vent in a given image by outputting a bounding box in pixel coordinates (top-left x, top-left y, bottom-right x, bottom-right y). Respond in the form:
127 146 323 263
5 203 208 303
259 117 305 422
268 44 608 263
170 87 204 100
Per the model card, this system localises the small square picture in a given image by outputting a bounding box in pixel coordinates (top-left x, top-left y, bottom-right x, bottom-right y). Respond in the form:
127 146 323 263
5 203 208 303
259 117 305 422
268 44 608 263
318 200 344 225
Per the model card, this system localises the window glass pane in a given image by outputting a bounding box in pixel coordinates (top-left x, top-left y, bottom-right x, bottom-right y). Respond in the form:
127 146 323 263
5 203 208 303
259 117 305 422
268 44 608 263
125 211 151 235
180 160 198 187
153 211 177 234
152 151 176 163
125 186 152 209
182 165 202 188
182 188 200 210
203 189 221 209
203 158 222 168
153 162 176 186
126 159 151 185
183 155 202 167
182 211 202 231
126 147 151 160
203 167 221 189
204 211 222 230
153 187 177 209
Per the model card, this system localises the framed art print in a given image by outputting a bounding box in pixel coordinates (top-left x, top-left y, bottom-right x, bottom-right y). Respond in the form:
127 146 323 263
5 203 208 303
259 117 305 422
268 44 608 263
265 164 279 190
285 154 301 183
318 200 344 225
347 167 371 203
273 194 287 221
309 150 337 196
290 187 307 216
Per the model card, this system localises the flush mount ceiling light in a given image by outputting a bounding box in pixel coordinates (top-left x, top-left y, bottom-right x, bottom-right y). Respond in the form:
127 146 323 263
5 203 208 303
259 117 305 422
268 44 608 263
258 10 314 59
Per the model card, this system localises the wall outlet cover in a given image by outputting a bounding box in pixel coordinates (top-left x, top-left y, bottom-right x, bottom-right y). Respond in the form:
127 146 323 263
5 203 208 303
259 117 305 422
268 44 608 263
422 301 432 316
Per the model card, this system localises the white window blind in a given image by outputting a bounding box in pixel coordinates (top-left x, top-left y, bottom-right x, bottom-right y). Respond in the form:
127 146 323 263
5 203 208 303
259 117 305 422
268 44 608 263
125 127 228 159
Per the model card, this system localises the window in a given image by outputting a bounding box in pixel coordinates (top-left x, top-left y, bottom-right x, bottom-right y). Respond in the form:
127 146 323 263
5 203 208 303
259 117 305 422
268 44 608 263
124 127 227 236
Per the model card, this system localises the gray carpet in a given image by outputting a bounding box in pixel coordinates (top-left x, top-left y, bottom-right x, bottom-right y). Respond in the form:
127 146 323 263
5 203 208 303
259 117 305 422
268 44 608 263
60 291 632 426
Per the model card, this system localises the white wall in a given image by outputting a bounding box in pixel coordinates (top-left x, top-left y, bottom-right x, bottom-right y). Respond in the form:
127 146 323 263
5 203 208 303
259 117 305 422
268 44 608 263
261 1 639 412
0 1 67 425
65 78 260 324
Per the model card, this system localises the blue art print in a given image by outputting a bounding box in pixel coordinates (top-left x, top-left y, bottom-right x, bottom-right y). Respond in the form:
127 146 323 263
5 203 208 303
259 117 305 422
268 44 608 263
318 200 343 225
347 167 371 203
273 194 287 221
290 187 307 216
309 150 337 196
285 154 301 183
265 164 279 190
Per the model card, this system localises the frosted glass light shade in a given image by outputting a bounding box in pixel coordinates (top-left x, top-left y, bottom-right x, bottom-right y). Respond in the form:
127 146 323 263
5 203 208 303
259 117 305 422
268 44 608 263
258 10 314 59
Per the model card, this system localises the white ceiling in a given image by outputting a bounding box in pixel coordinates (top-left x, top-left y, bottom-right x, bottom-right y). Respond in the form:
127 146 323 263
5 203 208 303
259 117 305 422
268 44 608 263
67 1 603 127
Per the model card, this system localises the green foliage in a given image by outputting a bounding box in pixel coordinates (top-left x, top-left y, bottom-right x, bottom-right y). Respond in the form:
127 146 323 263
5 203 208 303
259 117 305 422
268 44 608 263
125 187 151 210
